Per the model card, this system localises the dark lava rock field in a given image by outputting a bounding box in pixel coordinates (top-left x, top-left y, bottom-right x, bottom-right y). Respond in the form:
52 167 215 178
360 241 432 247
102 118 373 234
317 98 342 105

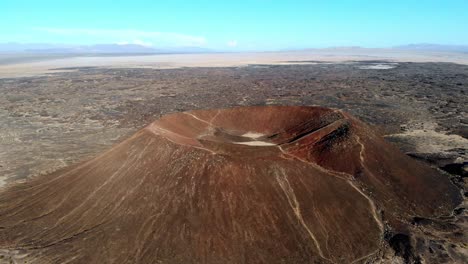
0 61 467 263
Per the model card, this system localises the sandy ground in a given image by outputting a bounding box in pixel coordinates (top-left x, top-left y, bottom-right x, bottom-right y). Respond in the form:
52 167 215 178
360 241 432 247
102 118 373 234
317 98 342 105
1 49 468 78
387 121 468 154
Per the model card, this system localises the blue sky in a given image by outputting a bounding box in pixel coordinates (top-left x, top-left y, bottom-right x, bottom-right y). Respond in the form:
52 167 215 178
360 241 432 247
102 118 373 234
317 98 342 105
1 0 467 51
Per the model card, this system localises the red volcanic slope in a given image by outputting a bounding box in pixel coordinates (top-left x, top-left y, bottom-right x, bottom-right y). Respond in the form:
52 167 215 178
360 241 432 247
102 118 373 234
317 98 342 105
0 106 461 263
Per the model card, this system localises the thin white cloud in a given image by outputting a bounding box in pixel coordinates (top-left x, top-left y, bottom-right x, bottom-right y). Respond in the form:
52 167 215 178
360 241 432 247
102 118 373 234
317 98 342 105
227 40 238 47
116 40 153 47
134 39 153 47
35 27 207 47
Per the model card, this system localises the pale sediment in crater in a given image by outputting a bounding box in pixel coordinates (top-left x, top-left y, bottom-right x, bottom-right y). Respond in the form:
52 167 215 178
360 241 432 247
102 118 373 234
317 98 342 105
0 106 461 263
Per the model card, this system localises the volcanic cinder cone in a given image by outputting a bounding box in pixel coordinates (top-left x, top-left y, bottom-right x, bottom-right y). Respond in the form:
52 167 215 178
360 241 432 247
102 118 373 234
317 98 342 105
0 106 461 263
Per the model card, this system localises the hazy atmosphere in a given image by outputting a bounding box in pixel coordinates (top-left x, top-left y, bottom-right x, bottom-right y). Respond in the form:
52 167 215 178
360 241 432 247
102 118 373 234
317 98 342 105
0 1 467 264
2 0 468 51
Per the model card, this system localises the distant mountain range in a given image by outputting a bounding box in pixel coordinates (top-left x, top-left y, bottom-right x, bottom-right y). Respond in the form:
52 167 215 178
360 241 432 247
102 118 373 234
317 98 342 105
1 42 468 54
0 43 213 54
394 43 468 53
